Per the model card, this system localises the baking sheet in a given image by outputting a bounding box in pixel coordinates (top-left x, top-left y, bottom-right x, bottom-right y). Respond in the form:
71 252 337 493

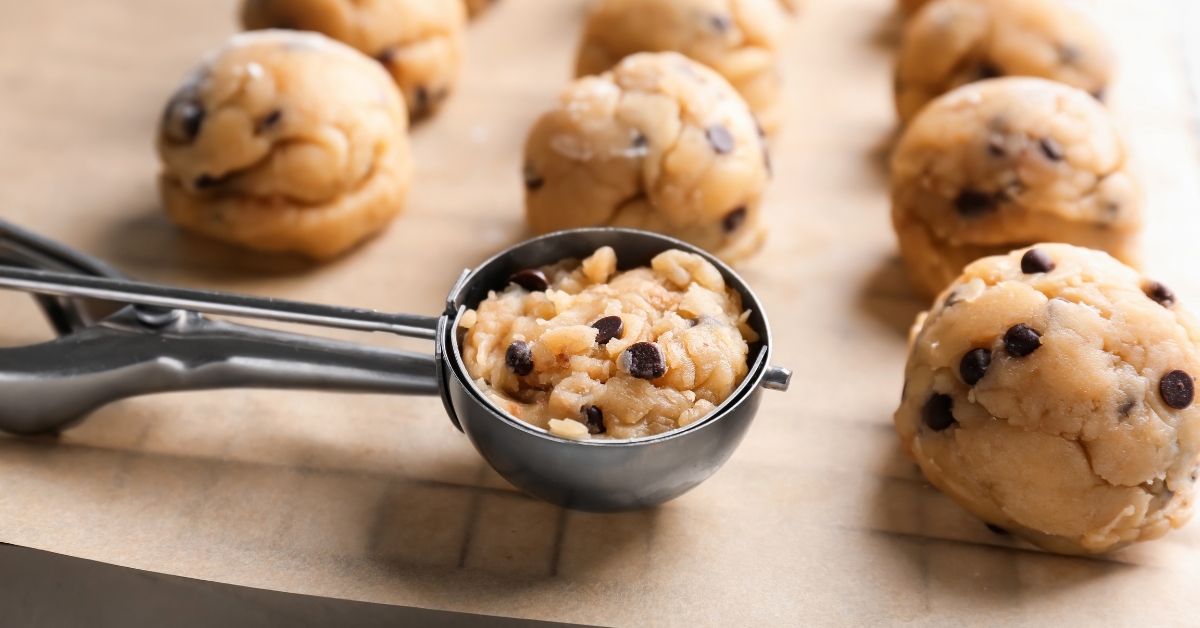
1 0 1199 625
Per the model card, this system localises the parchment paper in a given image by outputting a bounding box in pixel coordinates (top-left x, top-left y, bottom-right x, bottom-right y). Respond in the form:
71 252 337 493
1 0 1199 625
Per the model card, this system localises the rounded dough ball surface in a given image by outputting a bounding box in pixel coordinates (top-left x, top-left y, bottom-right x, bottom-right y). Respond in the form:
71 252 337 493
576 0 788 134
896 244 1200 554
895 0 1113 124
241 0 466 119
157 30 412 259
524 52 772 264
891 77 1141 299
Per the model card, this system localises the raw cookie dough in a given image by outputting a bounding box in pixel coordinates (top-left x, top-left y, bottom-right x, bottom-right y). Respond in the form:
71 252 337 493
524 52 772 263
157 30 412 259
895 0 1113 124
241 0 466 119
461 246 758 440
896 244 1200 554
891 77 1140 299
575 0 789 134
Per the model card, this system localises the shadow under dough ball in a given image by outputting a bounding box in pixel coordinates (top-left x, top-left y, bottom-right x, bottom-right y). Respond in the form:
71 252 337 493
524 52 772 264
156 30 413 259
575 0 790 135
895 0 1114 124
897 243 1200 555
890 76 1141 299
241 0 466 119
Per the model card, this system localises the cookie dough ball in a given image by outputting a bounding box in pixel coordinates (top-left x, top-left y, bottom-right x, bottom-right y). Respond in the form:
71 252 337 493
892 77 1140 299
896 244 1200 554
524 52 772 263
895 0 1113 124
576 0 788 134
241 0 466 119
462 246 758 440
157 30 412 259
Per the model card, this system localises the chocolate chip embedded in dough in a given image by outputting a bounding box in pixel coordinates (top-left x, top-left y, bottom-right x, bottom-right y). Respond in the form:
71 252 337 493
505 340 534 376
1143 280 1176 307
1118 399 1135 416
1004 324 1042 357
632 132 648 149
583 405 606 434
954 189 998 217
376 47 397 64
508 269 549 292
523 162 545 191
1020 248 1056 274
922 393 956 431
1039 137 1065 162
706 124 735 154
709 14 733 32
592 316 625 345
620 342 667 380
257 109 282 134
163 99 205 143
1160 370 1194 410
978 62 1003 79
959 348 991 386
194 173 225 190
723 206 747 233
1091 88 1106 102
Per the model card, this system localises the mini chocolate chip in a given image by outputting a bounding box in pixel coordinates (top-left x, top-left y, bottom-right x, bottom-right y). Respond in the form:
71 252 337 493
621 342 667 380
377 47 396 64
709 14 732 32
943 290 960 308
508 269 549 292
1039 137 1065 161
1160 370 1194 410
706 124 735 154
505 341 534 376
523 162 544 191
959 348 991 386
689 315 720 327
978 62 1003 79
164 99 205 143
1144 281 1176 307
257 109 282 133
1118 399 1135 416
723 206 747 233
1091 88 1106 102
1020 248 1056 274
592 316 625 345
1004 324 1042 357
985 523 1010 535
583 405 606 434
194 174 224 190
632 132 648 149
954 189 998 217
922 393 956 431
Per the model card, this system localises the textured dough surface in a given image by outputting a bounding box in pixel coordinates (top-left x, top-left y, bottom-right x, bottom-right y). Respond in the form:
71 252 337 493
461 247 757 439
242 0 466 118
895 0 1113 124
157 30 412 259
576 0 788 134
891 77 1140 298
525 52 772 264
896 244 1200 554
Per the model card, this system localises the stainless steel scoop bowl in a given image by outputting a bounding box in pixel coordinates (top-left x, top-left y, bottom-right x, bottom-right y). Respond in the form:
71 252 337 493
0 220 790 512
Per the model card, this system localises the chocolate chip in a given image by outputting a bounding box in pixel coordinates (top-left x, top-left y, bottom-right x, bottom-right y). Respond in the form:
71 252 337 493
415 86 429 109
583 405 606 434
723 206 747 233
978 62 1003 79
1004 324 1042 357
710 14 732 32
632 132 648 149
620 342 667 380
954 189 998 217
1118 399 1135 416
922 393 955 431
194 174 224 190
257 109 282 134
985 523 1010 535
959 348 991 386
377 47 396 64
523 162 544 191
943 290 960 308
706 124 735 154
592 316 624 345
1091 88 1106 102
1160 370 1194 410
164 99 205 143
1144 281 1176 307
505 341 534 376
689 315 720 327
987 135 1006 158
1059 44 1080 64
508 269 549 292
1039 137 1065 161
1020 248 1056 274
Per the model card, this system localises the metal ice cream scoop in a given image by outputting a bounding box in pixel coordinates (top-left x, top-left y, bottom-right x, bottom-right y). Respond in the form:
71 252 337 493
0 219 790 512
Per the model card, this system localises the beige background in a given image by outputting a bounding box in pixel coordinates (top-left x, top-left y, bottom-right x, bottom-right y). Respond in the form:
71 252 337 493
1 0 1199 625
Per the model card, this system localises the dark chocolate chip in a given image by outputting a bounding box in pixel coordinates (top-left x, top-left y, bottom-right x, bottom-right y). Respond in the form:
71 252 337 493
1144 281 1176 307
1091 88 1106 102
164 99 205 143
985 523 1010 535
954 189 998 217
922 393 956 431
723 206 747 233
632 132 648 149
194 174 224 190
1160 370 1194 410
709 14 733 32
508 269 549 292
523 162 544 191
257 109 282 134
505 341 534 376
943 290 960 308
1004 324 1042 357
592 316 625 345
706 124 735 154
978 62 1003 79
1118 399 1135 416
621 342 667 380
583 405 606 434
1039 137 1065 161
959 348 992 386
1020 248 1056 274
377 47 396 64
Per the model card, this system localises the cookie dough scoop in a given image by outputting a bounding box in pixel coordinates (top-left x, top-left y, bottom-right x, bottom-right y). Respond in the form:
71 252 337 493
157 30 413 260
897 244 1200 554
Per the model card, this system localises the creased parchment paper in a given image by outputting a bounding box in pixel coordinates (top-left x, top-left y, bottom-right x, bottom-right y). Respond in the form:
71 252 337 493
1 0 1199 625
